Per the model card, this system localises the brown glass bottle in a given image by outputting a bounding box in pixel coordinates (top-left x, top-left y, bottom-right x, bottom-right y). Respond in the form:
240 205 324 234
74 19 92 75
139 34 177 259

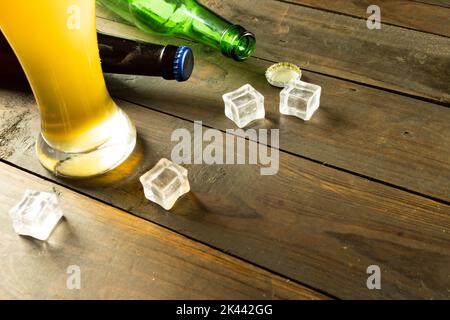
0 32 194 81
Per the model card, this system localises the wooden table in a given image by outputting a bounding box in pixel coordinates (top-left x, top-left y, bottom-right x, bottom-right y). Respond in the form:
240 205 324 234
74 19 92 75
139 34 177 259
0 1 449 300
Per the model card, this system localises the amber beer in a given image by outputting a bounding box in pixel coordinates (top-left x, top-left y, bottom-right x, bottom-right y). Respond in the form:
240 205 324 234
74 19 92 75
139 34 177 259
0 0 136 177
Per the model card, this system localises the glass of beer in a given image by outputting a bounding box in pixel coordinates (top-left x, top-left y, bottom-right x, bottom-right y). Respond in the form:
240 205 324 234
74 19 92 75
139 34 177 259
0 0 136 178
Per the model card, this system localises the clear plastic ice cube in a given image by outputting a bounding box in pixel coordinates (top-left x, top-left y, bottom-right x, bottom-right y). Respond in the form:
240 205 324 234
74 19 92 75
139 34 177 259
140 158 190 210
280 79 321 121
223 84 265 128
9 190 64 241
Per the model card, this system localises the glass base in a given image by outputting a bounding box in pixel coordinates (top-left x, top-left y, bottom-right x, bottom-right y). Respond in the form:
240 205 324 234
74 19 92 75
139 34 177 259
36 108 137 179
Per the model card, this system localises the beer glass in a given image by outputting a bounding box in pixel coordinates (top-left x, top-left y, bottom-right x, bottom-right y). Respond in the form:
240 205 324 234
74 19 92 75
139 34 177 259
0 0 136 178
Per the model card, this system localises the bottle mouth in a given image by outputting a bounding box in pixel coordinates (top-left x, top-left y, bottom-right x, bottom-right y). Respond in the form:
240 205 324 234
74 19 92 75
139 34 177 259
221 26 256 62
232 31 256 61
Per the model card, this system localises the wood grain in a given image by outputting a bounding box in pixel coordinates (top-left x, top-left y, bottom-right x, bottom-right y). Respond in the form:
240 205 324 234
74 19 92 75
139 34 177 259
1 87 449 299
96 17 450 203
412 0 450 8
285 0 450 37
0 162 325 300
195 0 450 103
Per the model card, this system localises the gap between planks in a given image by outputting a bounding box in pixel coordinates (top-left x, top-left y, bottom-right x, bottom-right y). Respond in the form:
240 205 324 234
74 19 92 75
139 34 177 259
274 0 450 38
116 95 450 207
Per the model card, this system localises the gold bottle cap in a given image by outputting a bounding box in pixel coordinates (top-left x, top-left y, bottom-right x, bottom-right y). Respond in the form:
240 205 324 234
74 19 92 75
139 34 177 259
265 62 302 88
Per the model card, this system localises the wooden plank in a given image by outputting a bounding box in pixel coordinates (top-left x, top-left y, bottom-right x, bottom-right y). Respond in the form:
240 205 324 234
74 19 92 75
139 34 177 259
284 0 450 37
96 17 450 203
0 162 324 300
1 88 449 299
412 0 450 8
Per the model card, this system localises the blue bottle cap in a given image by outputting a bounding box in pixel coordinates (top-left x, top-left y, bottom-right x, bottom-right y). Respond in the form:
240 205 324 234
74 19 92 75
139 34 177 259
173 46 194 82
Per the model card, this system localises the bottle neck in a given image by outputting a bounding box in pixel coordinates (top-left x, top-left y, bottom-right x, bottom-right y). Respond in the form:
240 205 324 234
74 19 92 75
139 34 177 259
183 1 256 61
99 33 193 81
98 33 167 77
219 25 256 61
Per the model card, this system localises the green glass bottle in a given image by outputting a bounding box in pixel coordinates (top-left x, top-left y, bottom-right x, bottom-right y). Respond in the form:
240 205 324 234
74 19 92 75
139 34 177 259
97 0 256 61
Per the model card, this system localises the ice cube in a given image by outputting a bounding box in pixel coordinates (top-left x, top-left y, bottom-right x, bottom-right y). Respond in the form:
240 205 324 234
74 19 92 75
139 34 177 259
140 158 190 210
280 79 321 121
9 190 64 241
223 84 265 128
